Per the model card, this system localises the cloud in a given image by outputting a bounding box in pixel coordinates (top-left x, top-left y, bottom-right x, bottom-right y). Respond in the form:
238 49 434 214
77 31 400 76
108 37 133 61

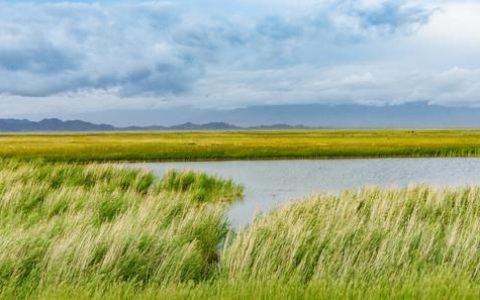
256 16 303 40
0 2 201 97
178 63 480 110
0 0 434 98
0 44 78 74
354 0 431 32
4 0 480 125
4 63 480 123
308 0 433 44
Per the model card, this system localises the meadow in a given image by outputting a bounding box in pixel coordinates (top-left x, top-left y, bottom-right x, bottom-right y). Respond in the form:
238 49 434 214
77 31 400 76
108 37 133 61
3 129 480 162
3 160 480 299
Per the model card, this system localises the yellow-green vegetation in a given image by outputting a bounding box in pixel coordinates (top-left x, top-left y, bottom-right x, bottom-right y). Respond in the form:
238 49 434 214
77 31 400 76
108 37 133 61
3 129 480 162
0 160 241 299
3 160 480 299
158 170 242 203
222 186 480 298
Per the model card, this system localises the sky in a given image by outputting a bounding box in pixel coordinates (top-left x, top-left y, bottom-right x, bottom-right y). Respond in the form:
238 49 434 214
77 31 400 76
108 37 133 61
1 0 480 123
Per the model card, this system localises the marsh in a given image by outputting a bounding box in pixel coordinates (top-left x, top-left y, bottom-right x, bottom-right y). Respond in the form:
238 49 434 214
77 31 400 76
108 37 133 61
133 157 480 228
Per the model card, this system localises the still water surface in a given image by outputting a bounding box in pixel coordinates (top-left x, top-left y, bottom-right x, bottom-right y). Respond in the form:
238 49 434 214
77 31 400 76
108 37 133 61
130 158 480 228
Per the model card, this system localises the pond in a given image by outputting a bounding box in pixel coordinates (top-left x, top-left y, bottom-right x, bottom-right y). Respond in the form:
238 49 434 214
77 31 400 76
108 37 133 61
130 158 480 229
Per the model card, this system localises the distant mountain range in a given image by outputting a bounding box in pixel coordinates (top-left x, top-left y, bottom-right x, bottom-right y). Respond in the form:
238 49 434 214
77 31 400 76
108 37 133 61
70 102 480 128
0 119 308 132
5 102 480 131
0 119 116 132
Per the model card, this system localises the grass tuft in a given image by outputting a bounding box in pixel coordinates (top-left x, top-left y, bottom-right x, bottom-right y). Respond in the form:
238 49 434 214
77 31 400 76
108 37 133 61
156 169 243 203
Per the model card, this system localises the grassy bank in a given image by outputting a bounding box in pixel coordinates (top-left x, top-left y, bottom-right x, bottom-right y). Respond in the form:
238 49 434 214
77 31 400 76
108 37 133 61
222 185 480 298
3 161 480 299
3 129 480 162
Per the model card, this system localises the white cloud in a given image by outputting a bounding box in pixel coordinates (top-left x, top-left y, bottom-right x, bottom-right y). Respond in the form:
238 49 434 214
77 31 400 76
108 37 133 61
1 0 480 121
419 2 480 47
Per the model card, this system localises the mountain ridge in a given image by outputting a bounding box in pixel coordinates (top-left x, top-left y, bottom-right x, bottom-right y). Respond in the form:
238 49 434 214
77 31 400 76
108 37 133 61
0 118 309 132
6 102 480 131
70 102 480 128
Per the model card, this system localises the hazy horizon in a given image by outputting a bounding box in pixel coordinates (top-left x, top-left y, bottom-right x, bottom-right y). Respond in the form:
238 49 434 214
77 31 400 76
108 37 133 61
3 102 480 129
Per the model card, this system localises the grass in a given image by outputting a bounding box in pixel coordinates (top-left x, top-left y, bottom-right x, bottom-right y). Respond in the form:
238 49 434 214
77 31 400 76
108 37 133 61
157 170 243 203
3 129 480 162
3 160 480 298
223 186 480 291
27 277 480 300
0 160 241 299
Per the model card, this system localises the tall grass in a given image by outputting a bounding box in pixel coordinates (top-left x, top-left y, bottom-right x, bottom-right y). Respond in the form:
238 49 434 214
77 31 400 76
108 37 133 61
157 170 243 203
28 277 480 300
4 160 480 298
222 185 480 297
0 160 242 298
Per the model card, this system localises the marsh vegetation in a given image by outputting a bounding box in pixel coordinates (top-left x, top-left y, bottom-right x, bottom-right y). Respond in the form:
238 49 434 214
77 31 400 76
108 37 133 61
2 160 480 299
0 161 239 299
3 129 480 162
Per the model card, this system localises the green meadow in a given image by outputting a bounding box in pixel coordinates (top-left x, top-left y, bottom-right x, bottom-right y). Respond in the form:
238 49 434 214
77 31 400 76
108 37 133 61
2 129 480 161
2 160 480 299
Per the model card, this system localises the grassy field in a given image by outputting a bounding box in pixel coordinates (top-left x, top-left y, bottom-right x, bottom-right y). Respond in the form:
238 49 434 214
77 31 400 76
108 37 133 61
3 160 480 299
3 129 480 161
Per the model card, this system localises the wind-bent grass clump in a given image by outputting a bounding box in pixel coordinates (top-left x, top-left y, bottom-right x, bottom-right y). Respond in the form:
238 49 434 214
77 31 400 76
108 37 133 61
222 185 480 297
156 170 243 203
0 160 242 299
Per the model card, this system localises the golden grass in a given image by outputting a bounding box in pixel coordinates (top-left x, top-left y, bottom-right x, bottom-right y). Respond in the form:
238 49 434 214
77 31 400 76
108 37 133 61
2 129 480 161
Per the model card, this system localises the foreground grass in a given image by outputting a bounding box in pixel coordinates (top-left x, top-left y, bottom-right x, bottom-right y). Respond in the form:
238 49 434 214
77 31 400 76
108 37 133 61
3 129 480 162
27 277 480 300
223 186 480 297
0 160 241 299
4 161 480 298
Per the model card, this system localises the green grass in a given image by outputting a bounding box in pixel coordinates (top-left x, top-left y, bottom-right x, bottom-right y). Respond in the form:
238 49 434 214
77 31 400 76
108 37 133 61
3 129 480 162
223 186 480 287
157 170 243 203
4 160 480 299
0 160 241 299
26 277 480 300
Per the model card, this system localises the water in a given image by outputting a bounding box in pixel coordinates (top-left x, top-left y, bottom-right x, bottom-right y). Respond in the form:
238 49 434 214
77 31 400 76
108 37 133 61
130 158 480 228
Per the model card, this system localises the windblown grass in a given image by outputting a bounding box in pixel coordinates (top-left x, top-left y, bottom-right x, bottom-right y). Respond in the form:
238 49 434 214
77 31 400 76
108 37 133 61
222 185 480 298
4 160 480 299
0 160 242 299
3 129 480 162
157 170 243 203
28 277 480 300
